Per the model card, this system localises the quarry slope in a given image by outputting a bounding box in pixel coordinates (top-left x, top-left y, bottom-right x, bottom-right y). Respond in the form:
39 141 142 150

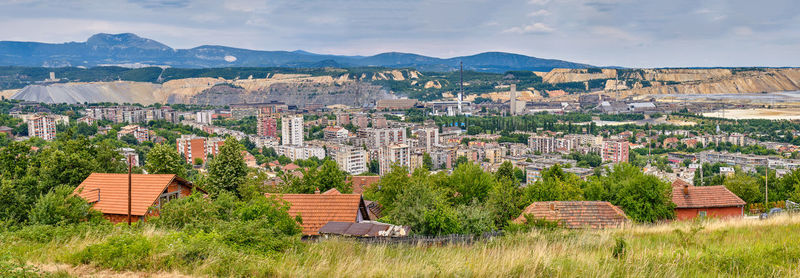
10 70 409 106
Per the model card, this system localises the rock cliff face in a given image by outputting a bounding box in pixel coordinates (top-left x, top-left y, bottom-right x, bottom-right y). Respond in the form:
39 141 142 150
11 72 399 106
617 68 800 97
542 69 617 83
620 69 732 82
185 82 389 107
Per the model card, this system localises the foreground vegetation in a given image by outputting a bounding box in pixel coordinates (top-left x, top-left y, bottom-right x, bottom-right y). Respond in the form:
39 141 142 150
2 214 799 277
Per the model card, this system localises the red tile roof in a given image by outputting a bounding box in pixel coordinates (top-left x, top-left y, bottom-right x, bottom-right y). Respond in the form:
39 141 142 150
671 179 746 209
348 176 380 194
514 201 628 229
266 192 369 235
73 173 199 216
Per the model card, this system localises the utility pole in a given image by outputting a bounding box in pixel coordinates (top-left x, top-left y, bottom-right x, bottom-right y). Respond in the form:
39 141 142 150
128 154 133 226
699 163 703 186
765 165 769 208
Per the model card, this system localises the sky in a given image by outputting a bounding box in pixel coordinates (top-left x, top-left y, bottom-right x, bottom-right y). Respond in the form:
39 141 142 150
0 0 799 68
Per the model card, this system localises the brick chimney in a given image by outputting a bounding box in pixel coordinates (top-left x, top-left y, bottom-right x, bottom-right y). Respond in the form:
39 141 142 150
683 184 689 196
314 187 320 194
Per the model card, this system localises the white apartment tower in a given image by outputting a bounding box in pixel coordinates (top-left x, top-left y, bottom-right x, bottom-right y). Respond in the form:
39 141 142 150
281 115 304 146
329 145 368 175
379 143 410 175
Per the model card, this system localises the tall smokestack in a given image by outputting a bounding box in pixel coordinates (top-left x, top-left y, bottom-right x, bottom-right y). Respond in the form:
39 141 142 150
510 84 517 115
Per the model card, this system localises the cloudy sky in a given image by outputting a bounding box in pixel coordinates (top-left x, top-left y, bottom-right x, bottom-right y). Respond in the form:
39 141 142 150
1 0 798 67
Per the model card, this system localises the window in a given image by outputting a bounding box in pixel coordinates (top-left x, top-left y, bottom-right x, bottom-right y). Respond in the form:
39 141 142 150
156 191 181 208
698 211 707 218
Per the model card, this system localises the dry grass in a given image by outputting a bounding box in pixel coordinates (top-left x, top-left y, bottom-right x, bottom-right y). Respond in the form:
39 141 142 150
3 214 800 277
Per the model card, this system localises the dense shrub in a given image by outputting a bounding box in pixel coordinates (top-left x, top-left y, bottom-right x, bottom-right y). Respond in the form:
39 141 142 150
28 185 103 226
74 233 154 271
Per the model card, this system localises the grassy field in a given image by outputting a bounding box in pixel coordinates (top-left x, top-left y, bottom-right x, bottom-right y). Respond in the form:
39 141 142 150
2 214 800 277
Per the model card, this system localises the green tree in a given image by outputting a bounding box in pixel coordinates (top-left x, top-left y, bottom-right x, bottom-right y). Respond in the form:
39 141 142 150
723 173 762 204
486 177 523 228
145 143 187 178
447 162 496 205
495 161 515 182
364 164 410 212
422 153 433 170
597 163 675 223
207 137 248 196
29 185 102 226
385 170 459 235
523 164 584 202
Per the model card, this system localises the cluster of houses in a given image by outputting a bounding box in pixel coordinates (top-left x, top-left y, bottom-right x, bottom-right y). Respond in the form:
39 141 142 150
73 171 746 236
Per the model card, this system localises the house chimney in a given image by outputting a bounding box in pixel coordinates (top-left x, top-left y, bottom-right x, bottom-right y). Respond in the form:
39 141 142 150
549 202 556 211
683 184 689 196
315 187 320 194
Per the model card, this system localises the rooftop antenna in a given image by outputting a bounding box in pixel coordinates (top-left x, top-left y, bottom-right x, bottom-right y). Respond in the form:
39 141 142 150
458 61 463 114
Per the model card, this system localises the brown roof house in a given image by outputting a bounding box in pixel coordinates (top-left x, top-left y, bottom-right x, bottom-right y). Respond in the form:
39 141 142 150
671 179 746 220
73 173 204 223
266 188 372 235
514 201 628 229
347 175 381 194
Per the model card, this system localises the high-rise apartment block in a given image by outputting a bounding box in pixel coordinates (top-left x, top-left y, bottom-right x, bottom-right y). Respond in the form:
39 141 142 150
176 135 225 164
602 141 629 164
379 143 410 175
328 145 368 175
281 115 304 146
257 114 277 137
27 114 57 140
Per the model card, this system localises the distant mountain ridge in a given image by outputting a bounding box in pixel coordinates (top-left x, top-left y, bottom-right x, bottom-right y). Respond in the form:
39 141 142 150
0 33 593 72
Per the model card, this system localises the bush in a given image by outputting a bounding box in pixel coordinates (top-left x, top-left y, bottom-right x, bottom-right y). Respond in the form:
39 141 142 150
28 185 103 226
219 197 302 253
505 214 561 233
149 193 220 232
74 233 154 271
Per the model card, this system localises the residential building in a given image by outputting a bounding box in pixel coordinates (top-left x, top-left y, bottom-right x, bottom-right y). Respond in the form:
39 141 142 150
358 127 407 150
602 141 629 164
257 114 277 137
414 128 439 152
176 135 225 164
347 176 381 194
329 145 368 175
118 125 149 143
379 143 410 175
27 114 57 140
278 145 325 161
77 116 95 126
671 179 745 220
196 110 214 124
281 115 304 146
529 136 556 154
265 189 372 235
513 201 628 229
118 148 140 166
73 173 205 223
323 126 349 140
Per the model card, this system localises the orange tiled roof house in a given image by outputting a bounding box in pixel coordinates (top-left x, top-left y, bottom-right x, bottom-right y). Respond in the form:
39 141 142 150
267 189 372 235
671 179 745 220
73 173 205 223
514 201 629 229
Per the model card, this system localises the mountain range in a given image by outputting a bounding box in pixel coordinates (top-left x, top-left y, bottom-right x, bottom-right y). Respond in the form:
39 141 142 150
0 33 592 73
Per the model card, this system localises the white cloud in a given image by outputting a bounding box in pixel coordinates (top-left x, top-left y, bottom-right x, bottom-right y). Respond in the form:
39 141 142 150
528 0 551 5
527 9 550 17
732 26 754 36
224 0 269 13
589 26 638 42
503 22 554 34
